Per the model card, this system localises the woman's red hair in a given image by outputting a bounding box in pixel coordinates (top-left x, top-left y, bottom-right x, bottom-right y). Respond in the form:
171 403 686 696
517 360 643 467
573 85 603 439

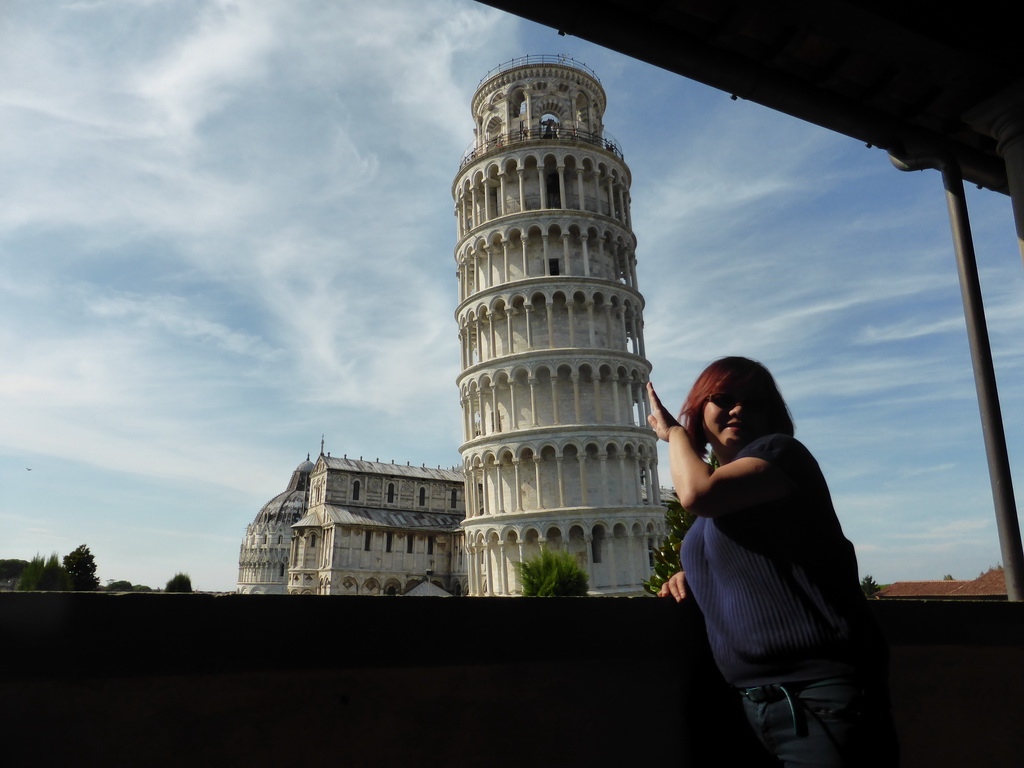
679 357 794 457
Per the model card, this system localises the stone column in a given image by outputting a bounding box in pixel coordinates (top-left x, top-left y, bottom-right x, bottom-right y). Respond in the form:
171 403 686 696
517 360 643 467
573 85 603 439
611 373 621 424
509 375 519 430
513 459 523 512
578 454 588 505
528 376 539 426
534 456 544 509
607 529 618 588
599 453 609 505
490 383 498 433
498 539 509 595
556 456 566 507
549 374 560 423
495 462 505 513
506 309 515 355
571 372 582 424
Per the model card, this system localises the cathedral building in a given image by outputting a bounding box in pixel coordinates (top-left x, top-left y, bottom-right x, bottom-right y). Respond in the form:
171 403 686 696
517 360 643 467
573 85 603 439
237 57 665 597
237 454 466 596
453 56 665 595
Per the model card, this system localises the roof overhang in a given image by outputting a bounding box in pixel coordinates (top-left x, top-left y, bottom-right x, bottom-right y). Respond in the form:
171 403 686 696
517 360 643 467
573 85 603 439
478 0 1022 193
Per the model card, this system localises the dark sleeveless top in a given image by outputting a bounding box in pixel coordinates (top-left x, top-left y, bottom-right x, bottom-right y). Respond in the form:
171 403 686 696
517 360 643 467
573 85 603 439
679 434 887 687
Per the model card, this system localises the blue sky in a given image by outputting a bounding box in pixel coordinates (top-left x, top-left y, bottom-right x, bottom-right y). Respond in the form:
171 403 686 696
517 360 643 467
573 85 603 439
2 1 1021 592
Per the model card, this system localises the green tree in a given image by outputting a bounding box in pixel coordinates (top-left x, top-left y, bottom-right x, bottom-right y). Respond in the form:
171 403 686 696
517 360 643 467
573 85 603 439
860 574 880 598
515 549 589 596
942 574 955 581
165 572 193 593
17 553 73 591
106 579 134 592
643 495 697 595
63 544 100 591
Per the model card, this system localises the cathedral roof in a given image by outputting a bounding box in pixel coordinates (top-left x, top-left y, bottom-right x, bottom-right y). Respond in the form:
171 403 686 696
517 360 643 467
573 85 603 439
253 488 307 527
296 504 462 532
319 456 463 482
251 457 313 527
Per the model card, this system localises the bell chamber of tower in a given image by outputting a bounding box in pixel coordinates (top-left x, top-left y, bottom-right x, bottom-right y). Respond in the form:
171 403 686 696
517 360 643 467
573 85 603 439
453 56 666 596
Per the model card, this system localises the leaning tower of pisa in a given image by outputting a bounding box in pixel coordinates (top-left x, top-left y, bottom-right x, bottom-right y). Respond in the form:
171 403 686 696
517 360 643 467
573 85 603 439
453 56 665 596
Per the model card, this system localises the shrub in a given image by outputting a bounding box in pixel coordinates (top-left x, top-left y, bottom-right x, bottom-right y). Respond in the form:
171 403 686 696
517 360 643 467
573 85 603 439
643 495 696 596
515 549 589 596
165 573 193 593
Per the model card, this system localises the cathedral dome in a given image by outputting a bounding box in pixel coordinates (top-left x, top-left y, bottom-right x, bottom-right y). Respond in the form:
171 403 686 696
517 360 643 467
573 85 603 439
253 487 307 527
251 455 314 527
237 455 314 594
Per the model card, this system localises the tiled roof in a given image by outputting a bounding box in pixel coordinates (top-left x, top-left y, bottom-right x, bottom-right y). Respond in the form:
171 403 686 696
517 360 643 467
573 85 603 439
876 569 1007 599
319 456 464 482
320 504 462 532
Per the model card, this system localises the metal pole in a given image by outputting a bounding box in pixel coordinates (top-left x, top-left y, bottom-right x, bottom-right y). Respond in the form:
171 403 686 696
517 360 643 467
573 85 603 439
890 150 1023 600
938 160 1024 601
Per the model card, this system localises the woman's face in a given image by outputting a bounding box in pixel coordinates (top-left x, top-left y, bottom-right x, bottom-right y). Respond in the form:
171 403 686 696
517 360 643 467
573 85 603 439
702 388 770 463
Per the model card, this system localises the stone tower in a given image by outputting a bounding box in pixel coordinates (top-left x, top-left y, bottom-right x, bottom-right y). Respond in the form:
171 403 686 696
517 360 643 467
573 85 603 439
453 56 665 595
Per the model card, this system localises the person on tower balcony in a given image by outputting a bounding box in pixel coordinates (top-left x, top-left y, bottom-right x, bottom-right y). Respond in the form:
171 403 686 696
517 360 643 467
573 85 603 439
648 356 898 767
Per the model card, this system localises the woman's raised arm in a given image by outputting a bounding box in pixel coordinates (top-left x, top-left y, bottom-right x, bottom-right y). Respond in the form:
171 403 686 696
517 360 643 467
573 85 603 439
647 382 793 517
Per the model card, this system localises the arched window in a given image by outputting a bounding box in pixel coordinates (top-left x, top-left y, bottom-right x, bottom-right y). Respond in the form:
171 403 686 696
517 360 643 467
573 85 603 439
309 533 317 549
541 112 560 138
591 527 604 563
387 483 395 503
450 488 458 508
352 480 360 501
419 487 426 506
278 563 285 577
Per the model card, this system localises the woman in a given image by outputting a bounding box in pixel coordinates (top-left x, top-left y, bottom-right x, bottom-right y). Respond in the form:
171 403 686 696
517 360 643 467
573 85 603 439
648 357 897 767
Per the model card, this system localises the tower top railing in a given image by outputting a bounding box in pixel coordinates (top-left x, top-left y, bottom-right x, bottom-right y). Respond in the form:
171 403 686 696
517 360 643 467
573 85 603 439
478 55 601 86
458 126 624 170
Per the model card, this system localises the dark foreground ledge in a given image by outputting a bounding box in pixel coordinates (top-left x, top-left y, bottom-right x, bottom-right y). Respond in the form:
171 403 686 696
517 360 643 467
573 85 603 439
1 594 1022 768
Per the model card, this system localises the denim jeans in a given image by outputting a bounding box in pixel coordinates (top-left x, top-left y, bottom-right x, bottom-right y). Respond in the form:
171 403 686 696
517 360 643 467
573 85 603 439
739 677 899 767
